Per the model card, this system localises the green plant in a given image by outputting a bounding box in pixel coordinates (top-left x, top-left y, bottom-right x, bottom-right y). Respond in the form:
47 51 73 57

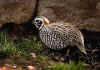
0 32 21 57
36 55 49 63
46 62 86 70
14 36 43 57
0 32 43 58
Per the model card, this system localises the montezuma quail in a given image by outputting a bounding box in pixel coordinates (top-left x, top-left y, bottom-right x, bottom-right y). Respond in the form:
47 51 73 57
33 16 87 55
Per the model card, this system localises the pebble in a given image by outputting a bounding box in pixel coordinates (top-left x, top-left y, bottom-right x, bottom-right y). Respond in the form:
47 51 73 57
27 65 36 70
30 53 37 58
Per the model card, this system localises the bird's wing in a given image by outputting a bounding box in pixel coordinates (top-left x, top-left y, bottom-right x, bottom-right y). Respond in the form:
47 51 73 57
48 23 86 54
48 23 72 45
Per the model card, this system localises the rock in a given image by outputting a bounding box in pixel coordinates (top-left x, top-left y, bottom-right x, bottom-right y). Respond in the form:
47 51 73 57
12 64 17 69
27 65 36 70
30 53 37 58
96 2 100 10
38 0 100 32
0 0 36 27
2 64 11 70
0 0 100 32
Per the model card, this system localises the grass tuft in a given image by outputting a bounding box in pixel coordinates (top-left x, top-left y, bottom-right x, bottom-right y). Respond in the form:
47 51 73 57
46 62 86 70
0 32 43 58
0 32 19 57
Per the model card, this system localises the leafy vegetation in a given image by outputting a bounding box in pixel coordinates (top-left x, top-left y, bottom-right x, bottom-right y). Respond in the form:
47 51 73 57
0 32 43 58
46 62 86 70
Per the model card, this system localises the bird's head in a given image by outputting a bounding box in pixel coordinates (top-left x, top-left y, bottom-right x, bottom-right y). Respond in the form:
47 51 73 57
33 16 50 30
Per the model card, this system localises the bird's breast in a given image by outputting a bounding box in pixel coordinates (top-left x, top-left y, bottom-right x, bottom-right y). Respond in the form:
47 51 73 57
39 30 66 50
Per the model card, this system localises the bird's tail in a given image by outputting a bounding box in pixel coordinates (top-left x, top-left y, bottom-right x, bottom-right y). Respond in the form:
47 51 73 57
78 31 87 54
78 45 87 54
76 39 87 54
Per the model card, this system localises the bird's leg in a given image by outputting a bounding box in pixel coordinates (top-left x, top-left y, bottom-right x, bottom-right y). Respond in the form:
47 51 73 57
65 49 71 63
50 49 62 61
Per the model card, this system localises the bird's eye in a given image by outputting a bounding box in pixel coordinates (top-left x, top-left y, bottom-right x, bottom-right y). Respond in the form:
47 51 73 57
35 20 39 22
37 20 42 27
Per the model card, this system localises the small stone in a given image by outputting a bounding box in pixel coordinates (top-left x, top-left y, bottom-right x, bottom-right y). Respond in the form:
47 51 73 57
2 66 10 70
60 57 65 61
12 64 17 69
4 64 11 68
27 65 36 70
30 53 36 58
53 56 59 61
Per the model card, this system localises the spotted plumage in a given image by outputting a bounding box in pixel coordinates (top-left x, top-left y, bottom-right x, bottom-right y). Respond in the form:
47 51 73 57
33 16 86 54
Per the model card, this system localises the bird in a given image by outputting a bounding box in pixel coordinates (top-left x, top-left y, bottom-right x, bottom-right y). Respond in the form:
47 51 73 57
33 16 87 60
